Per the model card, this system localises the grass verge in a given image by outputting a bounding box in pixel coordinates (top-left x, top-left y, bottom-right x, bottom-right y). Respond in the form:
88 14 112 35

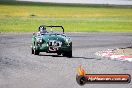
0 1 132 32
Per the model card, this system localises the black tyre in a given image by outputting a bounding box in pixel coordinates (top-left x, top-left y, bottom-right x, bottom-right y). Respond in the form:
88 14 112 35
67 50 72 58
34 49 39 55
62 50 72 58
62 52 67 57
57 52 61 56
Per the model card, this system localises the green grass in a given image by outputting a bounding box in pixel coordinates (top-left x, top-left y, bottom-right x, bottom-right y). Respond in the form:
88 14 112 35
0 1 132 32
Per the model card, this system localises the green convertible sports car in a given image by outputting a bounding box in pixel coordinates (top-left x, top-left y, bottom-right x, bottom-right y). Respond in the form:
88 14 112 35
31 25 72 57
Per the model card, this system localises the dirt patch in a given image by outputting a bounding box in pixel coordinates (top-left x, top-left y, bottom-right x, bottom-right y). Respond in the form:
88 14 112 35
113 48 132 56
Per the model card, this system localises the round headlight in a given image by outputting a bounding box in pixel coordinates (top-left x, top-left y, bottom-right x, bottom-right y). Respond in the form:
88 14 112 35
39 39 42 43
65 38 71 44
37 37 42 43
65 39 69 43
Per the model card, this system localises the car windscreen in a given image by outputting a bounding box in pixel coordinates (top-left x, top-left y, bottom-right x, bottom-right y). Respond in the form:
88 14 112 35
45 27 64 34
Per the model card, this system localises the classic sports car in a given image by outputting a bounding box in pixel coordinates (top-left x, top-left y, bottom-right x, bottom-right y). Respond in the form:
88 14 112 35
31 25 72 57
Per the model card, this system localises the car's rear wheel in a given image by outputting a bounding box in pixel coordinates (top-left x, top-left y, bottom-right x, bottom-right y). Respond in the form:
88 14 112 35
34 49 39 55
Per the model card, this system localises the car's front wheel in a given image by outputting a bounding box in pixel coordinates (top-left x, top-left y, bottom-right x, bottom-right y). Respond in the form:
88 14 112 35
63 50 72 58
57 52 61 56
67 50 72 58
34 49 39 55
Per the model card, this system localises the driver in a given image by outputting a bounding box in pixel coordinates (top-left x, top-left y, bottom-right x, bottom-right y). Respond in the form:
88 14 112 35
38 25 47 34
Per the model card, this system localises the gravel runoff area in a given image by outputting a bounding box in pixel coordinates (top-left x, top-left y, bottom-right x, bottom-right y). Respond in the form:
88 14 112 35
0 32 132 88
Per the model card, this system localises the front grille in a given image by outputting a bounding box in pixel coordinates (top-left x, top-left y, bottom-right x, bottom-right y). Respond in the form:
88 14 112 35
48 40 62 47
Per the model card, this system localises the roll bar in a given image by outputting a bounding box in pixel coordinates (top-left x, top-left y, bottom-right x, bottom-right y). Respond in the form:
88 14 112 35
46 26 64 34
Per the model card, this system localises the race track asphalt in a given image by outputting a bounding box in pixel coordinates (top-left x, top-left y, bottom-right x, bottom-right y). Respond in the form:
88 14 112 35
0 32 132 88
